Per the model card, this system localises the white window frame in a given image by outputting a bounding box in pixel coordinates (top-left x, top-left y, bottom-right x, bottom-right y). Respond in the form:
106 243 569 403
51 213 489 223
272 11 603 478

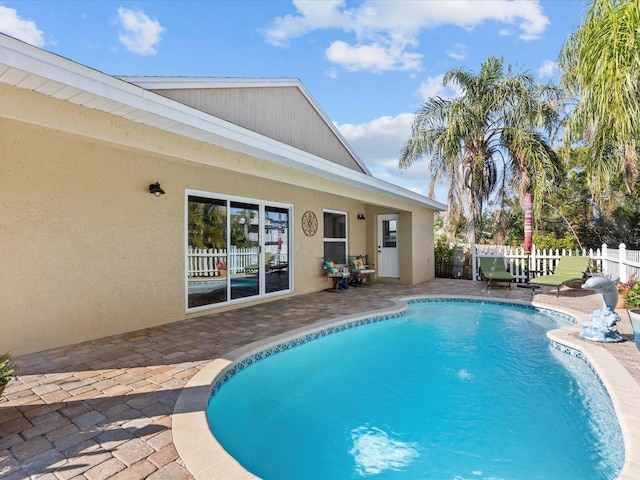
323 209 348 265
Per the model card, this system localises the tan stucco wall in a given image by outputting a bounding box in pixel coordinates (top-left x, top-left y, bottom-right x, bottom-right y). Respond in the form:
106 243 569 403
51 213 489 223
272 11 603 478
1 85 437 355
408 209 436 284
364 209 435 285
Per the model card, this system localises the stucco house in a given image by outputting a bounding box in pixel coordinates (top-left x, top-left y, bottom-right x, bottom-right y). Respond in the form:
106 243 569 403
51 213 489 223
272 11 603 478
0 33 445 355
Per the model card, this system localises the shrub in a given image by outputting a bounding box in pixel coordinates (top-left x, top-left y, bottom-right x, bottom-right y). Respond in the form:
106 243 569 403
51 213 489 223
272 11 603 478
0 353 17 390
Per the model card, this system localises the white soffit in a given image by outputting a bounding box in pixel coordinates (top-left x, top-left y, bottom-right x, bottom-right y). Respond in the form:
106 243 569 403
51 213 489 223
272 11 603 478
0 33 446 211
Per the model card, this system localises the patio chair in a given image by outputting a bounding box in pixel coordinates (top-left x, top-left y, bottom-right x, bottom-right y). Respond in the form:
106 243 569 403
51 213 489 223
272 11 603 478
324 259 350 291
349 255 375 286
479 256 514 289
528 256 591 297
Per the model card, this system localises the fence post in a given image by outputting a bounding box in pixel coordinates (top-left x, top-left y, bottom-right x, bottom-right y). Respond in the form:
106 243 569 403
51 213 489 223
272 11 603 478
530 244 536 275
619 243 627 283
601 243 608 276
471 244 477 281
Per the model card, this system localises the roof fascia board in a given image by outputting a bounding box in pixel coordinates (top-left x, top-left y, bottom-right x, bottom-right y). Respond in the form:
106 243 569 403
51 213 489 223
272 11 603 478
116 77 302 90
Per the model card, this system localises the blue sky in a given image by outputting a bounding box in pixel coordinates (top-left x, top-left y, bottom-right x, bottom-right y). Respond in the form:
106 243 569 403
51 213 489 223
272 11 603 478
0 0 587 202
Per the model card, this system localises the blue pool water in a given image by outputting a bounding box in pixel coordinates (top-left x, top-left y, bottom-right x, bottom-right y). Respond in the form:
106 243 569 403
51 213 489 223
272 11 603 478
188 279 226 294
207 300 624 479
188 278 257 294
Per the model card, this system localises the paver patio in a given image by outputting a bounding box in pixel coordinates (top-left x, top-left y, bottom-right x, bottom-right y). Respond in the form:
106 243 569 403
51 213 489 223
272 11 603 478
2 279 639 479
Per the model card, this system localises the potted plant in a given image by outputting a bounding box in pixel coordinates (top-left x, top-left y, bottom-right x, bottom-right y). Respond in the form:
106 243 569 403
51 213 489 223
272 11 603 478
216 261 227 278
621 279 640 350
0 353 17 397
617 278 634 309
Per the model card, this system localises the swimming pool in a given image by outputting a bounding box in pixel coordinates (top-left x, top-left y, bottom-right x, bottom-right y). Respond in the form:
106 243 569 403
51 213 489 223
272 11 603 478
206 299 624 479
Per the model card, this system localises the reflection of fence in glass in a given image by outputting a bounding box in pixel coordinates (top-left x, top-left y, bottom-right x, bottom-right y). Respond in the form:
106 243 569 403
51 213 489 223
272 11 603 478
188 247 227 277
188 246 288 277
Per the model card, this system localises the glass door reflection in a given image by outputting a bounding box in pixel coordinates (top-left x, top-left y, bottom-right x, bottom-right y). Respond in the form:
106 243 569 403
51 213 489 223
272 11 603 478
230 202 260 300
265 206 289 293
187 196 227 308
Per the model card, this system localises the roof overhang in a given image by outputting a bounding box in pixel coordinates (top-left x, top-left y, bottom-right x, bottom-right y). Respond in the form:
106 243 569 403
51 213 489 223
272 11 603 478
0 33 446 211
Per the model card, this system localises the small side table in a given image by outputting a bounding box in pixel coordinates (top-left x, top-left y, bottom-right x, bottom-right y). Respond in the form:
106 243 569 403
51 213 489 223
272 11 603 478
517 269 543 290
328 272 351 291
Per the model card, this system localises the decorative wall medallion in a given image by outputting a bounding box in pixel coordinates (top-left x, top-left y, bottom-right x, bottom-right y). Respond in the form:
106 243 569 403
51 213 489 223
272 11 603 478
301 210 318 237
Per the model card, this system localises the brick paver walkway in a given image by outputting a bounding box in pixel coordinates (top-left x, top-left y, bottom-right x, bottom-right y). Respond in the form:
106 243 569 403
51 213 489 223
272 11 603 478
2 279 639 479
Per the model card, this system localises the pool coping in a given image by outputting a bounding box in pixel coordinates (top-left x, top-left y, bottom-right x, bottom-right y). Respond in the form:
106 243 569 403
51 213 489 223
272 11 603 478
172 295 640 479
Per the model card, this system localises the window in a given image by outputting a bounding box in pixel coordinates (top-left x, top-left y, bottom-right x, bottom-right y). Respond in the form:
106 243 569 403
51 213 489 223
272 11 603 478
382 218 397 247
186 191 292 311
323 210 347 264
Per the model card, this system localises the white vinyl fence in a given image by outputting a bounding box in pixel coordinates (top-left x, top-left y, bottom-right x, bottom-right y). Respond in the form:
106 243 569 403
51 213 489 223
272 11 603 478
472 243 640 283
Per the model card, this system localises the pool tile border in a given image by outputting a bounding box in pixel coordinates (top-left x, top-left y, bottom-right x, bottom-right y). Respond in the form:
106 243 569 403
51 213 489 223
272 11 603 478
173 295 640 480
210 311 404 396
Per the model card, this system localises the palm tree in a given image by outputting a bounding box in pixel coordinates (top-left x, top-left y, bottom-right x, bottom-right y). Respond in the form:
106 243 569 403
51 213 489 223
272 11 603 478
400 56 564 244
558 0 640 196
188 201 226 249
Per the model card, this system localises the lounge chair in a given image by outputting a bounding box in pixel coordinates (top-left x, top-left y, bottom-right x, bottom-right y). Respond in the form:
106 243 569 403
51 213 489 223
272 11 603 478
349 255 375 286
528 256 591 296
479 256 514 289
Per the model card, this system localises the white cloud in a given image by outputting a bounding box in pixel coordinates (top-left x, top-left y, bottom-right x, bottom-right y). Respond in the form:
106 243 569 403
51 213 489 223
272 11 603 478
325 40 422 73
116 7 165 56
263 0 550 73
418 75 447 100
326 66 339 79
0 6 44 46
538 60 558 78
417 75 462 101
337 113 440 199
509 0 551 40
337 113 413 152
447 42 467 60
263 0 348 47
337 110 451 202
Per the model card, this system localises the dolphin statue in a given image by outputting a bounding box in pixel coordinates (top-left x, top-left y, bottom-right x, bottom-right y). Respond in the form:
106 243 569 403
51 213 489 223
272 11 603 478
580 275 623 342
581 275 619 311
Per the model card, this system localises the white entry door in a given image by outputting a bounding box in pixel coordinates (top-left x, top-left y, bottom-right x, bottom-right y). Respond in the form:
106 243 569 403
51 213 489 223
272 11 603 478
377 214 399 278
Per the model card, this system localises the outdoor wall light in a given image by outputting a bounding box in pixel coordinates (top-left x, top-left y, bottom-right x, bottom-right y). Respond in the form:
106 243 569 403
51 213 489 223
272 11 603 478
149 182 165 196
357 214 366 220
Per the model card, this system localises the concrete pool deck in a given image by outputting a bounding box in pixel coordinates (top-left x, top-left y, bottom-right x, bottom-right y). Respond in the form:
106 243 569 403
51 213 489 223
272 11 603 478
2 278 640 479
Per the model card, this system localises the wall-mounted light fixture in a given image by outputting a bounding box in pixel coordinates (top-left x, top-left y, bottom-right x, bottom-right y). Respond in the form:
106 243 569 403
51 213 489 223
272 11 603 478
149 182 165 196
357 213 366 221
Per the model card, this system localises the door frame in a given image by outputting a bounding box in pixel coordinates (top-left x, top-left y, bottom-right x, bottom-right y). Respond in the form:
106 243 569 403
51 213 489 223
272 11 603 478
377 213 400 278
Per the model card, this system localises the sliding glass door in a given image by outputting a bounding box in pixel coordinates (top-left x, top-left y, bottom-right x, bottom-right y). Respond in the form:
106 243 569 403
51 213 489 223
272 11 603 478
187 196 228 308
186 191 292 311
230 202 260 300
265 206 289 294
